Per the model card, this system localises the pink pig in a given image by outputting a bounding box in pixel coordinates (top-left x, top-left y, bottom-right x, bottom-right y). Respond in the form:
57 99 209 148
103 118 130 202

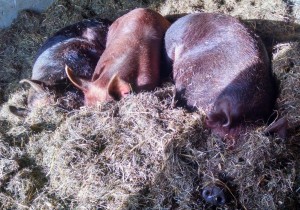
66 8 170 105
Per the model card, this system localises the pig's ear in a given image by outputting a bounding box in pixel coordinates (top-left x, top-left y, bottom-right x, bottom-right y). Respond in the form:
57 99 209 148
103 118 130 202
107 74 131 100
65 65 90 92
264 117 288 139
20 79 46 94
206 100 232 128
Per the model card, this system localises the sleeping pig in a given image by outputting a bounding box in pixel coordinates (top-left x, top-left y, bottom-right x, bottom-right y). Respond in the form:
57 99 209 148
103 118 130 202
10 18 111 116
66 8 170 105
164 12 286 140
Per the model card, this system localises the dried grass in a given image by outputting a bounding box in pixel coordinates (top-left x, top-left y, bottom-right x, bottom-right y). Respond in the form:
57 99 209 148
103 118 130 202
0 0 299 209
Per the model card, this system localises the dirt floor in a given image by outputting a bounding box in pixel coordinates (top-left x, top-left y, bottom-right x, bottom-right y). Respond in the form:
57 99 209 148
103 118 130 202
0 0 299 209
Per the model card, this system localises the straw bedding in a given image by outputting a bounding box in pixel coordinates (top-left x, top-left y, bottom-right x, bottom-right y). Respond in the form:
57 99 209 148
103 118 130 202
0 0 299 209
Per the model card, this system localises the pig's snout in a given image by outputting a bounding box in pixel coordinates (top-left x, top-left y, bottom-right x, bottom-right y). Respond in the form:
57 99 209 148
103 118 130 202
202 185 226 206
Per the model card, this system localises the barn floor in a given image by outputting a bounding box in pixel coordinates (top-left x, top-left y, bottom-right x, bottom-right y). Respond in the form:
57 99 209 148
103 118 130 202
0 0 299 209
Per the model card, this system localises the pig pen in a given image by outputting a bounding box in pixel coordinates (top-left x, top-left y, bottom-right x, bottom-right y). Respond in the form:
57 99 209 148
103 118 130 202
0 0 299 209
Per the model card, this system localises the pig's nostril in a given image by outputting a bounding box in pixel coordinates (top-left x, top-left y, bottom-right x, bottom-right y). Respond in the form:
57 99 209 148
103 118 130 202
204 190 210 196
216 195 225 204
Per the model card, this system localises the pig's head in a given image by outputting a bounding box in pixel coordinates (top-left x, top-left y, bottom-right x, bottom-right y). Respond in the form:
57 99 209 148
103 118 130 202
205 97 288 141
9 79 53 117
20 79 53 108
65 65 131 106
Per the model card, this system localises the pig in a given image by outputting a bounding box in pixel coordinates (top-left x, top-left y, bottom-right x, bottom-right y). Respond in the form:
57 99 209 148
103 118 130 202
10 18 111 116
65 8 170 106
164 12 285 139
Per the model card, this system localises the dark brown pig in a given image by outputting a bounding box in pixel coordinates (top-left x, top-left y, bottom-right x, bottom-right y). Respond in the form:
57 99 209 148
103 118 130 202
10 18 111 116
66 8 170 106
164 13 284 139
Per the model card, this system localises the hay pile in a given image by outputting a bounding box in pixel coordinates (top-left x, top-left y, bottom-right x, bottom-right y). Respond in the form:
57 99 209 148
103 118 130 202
0 0 299 209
